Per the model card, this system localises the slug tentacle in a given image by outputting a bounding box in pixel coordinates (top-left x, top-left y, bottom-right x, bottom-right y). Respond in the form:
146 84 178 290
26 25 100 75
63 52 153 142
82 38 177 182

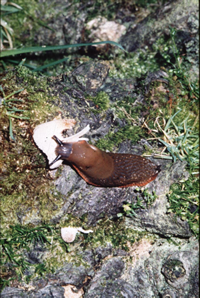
51 135 161 188
49 154 62 167
52 135 64 146
49 135 72 166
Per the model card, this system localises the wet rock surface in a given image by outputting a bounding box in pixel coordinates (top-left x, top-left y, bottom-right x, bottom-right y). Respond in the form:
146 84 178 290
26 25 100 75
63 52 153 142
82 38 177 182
1 239 198 298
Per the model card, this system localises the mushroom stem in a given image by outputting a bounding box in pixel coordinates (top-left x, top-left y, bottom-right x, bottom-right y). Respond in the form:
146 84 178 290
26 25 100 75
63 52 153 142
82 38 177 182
77 227 93 234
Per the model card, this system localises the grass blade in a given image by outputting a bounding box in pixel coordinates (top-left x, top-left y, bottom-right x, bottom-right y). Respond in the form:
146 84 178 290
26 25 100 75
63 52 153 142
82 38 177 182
0 41 126 58
33 57 69 72
9 117 15 141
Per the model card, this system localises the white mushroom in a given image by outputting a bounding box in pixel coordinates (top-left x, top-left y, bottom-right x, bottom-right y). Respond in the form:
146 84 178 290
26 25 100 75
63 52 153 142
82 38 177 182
33 118 90 169
61 227 93 243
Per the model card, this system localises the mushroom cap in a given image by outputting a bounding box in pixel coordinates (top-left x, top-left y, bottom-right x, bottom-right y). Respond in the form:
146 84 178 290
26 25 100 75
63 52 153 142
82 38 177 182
61 227 78 243
61 226 93 243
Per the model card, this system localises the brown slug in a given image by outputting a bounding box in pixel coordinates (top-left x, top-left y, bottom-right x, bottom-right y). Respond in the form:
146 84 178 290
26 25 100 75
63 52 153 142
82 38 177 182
50 135 161 188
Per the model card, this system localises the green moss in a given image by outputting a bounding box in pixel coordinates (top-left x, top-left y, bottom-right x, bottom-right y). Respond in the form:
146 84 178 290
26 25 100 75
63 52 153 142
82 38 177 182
0 66 63 230
1 214 150 288
110 51 159 80
79 217 145 251
91 91 110 112
0 223 70 288
107 28 199 237
118 190 158 219
151 31 199 236
167 175 199 236
5 0 56 48
96 124 142 151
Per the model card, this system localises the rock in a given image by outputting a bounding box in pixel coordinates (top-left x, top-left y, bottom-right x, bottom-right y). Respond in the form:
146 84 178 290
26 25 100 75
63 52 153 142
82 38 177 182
122 237 199 298
86 16 126 45
84 257 128 297
0 285 65 298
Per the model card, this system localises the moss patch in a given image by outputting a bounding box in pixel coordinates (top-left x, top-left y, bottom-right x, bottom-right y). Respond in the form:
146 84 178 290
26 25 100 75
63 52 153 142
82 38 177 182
0 66 63 230
91 91 110 113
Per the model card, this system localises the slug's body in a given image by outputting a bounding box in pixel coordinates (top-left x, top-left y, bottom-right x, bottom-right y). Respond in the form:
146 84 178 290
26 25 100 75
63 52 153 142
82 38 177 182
50 136 160 187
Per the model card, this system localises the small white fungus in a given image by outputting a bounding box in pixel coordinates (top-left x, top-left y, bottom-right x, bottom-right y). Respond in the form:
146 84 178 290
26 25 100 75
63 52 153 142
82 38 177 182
61 227 93 243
